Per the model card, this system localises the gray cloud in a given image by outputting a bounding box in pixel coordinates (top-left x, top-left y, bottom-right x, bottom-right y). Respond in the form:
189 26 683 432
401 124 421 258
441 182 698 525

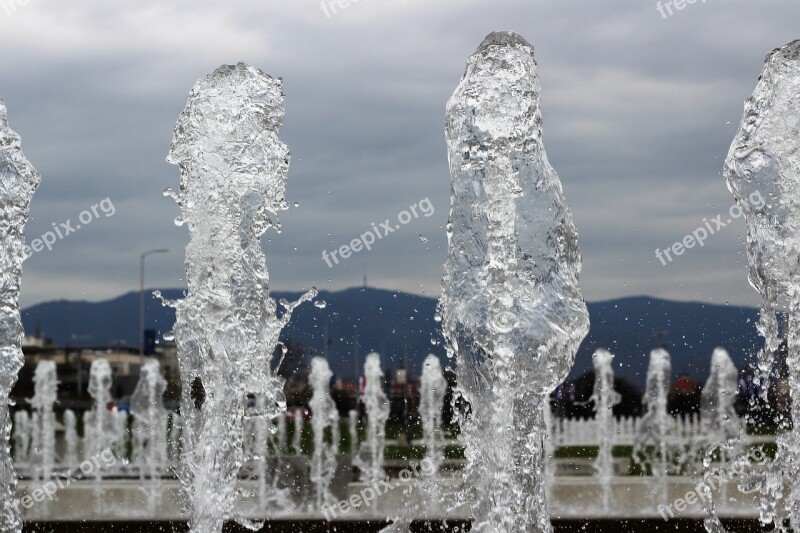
2 0 797 308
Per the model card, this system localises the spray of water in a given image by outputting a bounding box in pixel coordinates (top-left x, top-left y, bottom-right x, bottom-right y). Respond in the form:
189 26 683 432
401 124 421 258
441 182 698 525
724 40 800 529
0 99 40 532
166 62 315 532
439 32 589 532
308 357 339 511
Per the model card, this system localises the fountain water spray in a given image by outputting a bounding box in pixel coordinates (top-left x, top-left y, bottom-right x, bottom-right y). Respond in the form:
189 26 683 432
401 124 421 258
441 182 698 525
420 355 447 485
85 359 113 511
62 409 78 467
697 347 743 532
348 409 358 458
591 349 620 513
633 348 672 509
30 360 57 513
724 39 800 529
166 62 315 533
12 411 30 468
439 32 590 532
354 353 389 484
292 408 303 456
130 359 168 512
0 99 40 532
308 357 339 510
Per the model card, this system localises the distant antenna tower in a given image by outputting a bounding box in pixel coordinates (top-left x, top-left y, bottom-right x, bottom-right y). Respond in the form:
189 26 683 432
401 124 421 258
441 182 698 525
363 275 367 288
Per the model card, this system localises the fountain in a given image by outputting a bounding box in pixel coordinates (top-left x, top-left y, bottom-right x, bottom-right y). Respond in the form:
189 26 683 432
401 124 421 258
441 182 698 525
85 358 113 511
166 62 315 533
292 408 303 457
348 409 358 458
354 353 389 484
420 355 447 485
0 99 41 532
130 359 168 513
308 357 339 510
12 411 29 468
633 348 672 509
62 409 78 467
591 349 621 513
29 360 57 514
724 39 800 529
439 31 590 532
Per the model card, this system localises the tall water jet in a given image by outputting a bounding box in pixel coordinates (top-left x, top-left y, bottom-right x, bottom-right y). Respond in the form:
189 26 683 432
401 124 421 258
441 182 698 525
29 360 57 511
130 359 168 513
439 31 590 532
166 62 315 533
724 39 800 529
591 349 620 513
354 353 389 483
633 348 672 508
0 99 41 531
308 357 339 510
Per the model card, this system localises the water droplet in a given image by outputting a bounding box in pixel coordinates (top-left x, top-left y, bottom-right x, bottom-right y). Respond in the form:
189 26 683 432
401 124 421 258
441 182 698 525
419 234 428 243
174 216 185 227
314 300 327 309
163 331 175 341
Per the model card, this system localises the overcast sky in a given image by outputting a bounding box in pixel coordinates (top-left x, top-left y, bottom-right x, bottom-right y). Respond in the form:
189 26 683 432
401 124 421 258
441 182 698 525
2 0 797 308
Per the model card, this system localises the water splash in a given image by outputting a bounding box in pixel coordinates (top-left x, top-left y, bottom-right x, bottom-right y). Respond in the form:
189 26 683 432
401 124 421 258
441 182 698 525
130 359 168 513
354 353 390 484
12 411 30 468
166 62 315 533
439 31 590 532
633 348 672 509
724 40 800 529
308 357 339 511
292 408 303 457
591 349 621 513
0 99 40 532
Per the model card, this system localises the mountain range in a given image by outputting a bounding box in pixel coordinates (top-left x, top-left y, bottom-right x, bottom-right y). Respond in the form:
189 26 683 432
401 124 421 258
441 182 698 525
21 287 764 388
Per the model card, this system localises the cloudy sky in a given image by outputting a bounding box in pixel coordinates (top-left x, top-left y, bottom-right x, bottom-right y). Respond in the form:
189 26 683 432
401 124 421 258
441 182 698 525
2 0 798 308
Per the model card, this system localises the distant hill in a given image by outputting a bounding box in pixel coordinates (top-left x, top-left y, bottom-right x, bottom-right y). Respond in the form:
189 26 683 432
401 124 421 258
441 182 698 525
21 288 763 387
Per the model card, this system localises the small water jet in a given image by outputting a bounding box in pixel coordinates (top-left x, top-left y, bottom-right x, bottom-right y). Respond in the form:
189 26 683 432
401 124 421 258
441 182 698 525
166 62 315 533
354 353 389 484
0 99 41 532
308 357 339 510
420 353 446 505
29 360 57 515
130 359 168 513
439 31 590 532
85 358 113 511
633 348 672 509
62 409 78 467
591 349 621 513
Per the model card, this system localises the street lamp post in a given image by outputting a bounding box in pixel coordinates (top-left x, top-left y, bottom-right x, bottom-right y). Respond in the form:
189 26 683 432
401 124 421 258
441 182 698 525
140 248 168 364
